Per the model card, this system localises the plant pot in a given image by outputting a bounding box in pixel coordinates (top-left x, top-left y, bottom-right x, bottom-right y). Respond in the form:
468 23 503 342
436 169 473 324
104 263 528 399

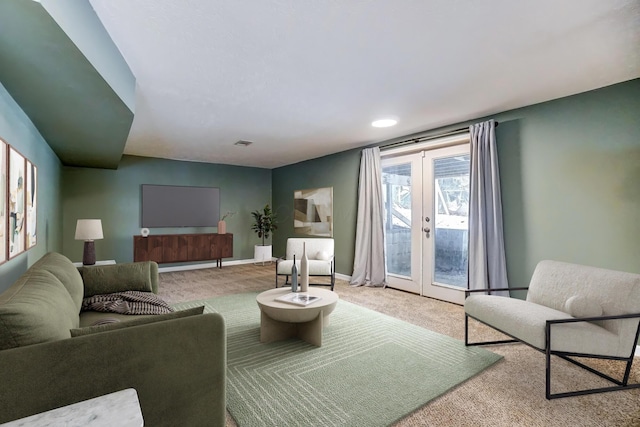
218 220 226 234
254 244 272 265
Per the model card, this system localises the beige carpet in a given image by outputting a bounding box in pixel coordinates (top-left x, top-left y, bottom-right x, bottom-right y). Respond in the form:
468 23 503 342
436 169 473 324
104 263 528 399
159 264 640 427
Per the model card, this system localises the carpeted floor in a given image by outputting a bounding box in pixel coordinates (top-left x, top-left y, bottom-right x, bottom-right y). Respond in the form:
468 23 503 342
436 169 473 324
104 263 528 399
159 263 640 427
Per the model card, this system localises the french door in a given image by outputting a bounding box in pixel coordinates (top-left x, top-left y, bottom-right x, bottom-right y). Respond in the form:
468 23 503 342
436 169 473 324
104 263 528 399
382 143 470 304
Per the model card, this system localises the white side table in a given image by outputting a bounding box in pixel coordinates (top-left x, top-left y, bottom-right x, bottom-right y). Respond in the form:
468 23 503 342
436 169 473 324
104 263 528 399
72 260 116 267
0 388 143 427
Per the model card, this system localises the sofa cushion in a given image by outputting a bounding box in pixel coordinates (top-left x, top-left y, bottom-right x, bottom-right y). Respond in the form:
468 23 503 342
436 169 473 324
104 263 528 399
564 295 602 318
29 252 84 311
82 262 154 298
71 306 205 337
0 270 79 350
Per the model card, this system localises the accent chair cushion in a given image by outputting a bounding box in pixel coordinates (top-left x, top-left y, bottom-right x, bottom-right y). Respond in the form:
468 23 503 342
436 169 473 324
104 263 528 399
277 260 332 276
465 294 621 357
285 238 334 262
564 295 602 318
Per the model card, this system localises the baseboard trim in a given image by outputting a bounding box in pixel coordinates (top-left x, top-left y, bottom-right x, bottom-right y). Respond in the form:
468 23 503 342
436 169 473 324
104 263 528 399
637 345 640 358
160 260 353 282
336 272 351 282
158 258 273 273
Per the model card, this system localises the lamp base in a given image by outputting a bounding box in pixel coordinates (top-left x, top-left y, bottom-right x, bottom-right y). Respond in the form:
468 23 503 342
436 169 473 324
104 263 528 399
82 241 96 265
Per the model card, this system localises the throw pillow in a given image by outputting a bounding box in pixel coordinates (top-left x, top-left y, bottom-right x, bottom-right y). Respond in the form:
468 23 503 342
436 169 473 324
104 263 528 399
316 251 330 261
70 305 205 337
82 263 153 298
564 295 602 318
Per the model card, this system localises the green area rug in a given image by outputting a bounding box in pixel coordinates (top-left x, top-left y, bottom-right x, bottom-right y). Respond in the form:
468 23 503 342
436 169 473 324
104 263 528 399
174 293 502 427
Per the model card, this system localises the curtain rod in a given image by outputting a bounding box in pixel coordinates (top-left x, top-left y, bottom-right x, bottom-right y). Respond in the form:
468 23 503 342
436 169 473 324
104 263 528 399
381 121 499 151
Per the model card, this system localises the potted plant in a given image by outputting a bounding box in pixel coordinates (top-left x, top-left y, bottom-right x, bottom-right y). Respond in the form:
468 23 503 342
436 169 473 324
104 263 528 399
251 204 277 264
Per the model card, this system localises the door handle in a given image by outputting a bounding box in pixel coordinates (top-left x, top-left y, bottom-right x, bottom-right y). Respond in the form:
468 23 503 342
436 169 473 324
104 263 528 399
423 227 431 236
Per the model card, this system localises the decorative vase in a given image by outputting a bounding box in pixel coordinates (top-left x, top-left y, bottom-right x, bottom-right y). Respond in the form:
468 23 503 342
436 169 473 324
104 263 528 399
291 254 298 292
300 242 309 292
218 220 226 234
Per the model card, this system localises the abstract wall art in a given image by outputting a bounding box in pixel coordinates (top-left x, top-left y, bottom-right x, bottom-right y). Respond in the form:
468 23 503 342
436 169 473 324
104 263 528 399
8 145 26 259
0 140 6 263
26 160 37 249
293 187 333 237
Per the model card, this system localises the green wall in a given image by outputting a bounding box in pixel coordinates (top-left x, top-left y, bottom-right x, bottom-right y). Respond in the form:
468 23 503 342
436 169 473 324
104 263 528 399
272 149 361 274
272 78 640 284
61 155 272 264
0 83 63 292
496 78 640 288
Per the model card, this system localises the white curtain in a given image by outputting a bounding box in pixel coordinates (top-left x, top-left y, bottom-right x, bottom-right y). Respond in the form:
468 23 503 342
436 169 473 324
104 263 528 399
468 120 509 295
351 147 386 287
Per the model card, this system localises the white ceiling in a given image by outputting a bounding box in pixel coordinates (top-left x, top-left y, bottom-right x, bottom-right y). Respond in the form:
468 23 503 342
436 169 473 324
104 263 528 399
88 0 640 169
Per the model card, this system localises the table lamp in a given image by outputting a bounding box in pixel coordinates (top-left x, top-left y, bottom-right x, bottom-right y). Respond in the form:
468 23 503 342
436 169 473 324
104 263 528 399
75 219 104 265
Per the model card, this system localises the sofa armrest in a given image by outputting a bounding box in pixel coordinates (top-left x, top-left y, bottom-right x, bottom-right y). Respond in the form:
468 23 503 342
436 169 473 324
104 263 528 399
82 261 159 297
0 313 226 427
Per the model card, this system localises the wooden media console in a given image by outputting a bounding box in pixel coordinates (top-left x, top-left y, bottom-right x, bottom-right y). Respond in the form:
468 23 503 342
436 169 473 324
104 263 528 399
133 233 233 268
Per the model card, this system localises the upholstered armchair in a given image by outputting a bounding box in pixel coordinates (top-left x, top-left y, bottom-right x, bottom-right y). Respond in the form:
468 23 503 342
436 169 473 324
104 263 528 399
275 238 335 291
465 260 640 399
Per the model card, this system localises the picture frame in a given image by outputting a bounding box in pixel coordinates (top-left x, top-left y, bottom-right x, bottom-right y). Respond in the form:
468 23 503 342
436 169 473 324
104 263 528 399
8 145 26 259
293 187 333 237
26 160 37 249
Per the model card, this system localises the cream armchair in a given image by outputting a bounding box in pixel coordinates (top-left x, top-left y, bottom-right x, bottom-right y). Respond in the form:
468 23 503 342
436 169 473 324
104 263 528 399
276 238 335 291
465 260 640 399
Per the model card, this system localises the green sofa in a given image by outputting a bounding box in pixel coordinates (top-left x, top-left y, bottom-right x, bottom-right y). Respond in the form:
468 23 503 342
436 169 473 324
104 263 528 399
0 252 226 426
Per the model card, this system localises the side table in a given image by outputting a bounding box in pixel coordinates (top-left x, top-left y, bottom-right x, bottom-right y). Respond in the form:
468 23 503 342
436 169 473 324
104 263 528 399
72 260 116 267
0 388 143 427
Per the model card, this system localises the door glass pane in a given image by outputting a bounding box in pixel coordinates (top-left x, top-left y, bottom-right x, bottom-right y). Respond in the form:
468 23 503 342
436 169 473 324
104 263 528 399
433 155 469 287
382 163 412 277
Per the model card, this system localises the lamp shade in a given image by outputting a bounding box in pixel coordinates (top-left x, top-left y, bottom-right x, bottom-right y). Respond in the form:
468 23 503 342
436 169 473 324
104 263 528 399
75 219 104 241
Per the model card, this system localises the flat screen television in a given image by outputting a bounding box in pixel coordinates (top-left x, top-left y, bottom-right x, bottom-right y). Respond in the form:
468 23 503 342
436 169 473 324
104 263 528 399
141 184 220 227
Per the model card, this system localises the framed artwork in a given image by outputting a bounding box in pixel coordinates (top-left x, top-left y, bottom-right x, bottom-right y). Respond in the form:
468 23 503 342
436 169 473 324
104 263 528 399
0 140 6 263
8 146 26 259
294 187 333 237
26 160 37 249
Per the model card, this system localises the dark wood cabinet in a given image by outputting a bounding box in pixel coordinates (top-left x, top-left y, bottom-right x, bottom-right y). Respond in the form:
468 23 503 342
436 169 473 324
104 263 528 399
134 233 233 267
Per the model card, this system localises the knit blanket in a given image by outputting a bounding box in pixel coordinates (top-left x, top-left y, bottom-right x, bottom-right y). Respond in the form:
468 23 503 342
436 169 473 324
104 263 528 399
82 291 174 315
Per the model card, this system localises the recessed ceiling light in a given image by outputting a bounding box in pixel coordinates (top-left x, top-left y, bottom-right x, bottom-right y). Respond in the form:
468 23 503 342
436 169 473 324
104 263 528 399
372 118 398 128
234 140 253 147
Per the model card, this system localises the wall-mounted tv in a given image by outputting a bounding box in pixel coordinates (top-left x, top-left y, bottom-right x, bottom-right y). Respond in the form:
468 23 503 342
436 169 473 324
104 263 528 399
141 184 220 227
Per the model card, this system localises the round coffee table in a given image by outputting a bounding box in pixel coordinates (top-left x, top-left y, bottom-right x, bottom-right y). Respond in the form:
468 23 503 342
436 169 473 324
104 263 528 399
256 287 338 346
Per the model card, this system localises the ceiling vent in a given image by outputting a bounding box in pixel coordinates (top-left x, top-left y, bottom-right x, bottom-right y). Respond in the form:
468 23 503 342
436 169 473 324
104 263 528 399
234 140 253 147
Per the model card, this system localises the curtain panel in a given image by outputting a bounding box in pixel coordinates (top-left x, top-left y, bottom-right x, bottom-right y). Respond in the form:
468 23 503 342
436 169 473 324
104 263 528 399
351 147 386 287
468 120 509 295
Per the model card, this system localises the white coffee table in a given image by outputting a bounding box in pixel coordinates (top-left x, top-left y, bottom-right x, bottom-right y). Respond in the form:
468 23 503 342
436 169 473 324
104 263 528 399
256 287 338 346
